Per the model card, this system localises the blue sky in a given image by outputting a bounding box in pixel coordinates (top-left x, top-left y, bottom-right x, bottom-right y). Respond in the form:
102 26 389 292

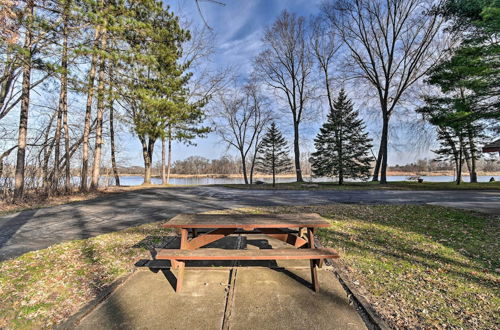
116 0 433 167
118 0 323 167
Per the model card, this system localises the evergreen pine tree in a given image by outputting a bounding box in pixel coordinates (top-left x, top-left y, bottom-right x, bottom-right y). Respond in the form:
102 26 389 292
256 122 293 187
310 89 372 185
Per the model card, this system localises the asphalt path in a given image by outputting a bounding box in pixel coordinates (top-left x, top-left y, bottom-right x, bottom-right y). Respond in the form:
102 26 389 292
1 186 499 261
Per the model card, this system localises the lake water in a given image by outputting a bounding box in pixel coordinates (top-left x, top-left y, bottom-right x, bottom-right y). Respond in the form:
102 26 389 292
114 175 500 186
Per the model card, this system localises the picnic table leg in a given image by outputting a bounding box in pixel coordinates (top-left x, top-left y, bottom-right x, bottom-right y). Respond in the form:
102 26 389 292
176 228 189 292
308 227 320 293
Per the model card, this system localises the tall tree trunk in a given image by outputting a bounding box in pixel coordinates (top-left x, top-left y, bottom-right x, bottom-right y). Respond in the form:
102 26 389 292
240 150 248 184
249 153 256 185
272 144 276 187
338 138 343 186
456 135 464 185
161 136 166 184
62 99 70 192
53 100 63 193
467 127 477 183
109 103 119 187
463 147 472 178
293 121 303 182
249 133 260 185
14 0 34 201
108 69 119 186
380 114 389 184
90 26 107 190
167 127 172 184
140 137 154 185
80 27 100 191
61 0 71 192
372 144 383 182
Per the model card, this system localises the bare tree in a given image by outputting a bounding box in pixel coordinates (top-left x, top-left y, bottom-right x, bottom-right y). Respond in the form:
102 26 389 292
213 83 271 184
310 14 341 126
246 82 272 184
323 0 445 183
254 10 314 182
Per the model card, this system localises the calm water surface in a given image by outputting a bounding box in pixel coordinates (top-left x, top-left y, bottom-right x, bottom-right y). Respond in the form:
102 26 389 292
115 175 500 186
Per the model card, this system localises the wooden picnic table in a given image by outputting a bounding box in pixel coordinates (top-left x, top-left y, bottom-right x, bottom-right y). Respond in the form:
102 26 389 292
157 213 339 292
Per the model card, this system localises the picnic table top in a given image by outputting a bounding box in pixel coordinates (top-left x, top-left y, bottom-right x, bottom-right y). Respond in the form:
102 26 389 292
163 213 330 229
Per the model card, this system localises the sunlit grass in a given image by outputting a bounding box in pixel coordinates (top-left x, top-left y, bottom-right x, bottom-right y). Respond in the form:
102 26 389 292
251 204 499 329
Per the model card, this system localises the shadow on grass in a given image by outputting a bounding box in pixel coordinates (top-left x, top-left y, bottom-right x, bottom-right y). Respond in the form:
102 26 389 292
315 205 498 288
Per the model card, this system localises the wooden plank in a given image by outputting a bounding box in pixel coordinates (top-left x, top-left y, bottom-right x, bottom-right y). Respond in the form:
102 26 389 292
179 228 189 249
259 228 308 247
155 248 339 260
176 229 189 292
187 228 236 250
176 261 185 292
308 227 319 293
163 213 330 229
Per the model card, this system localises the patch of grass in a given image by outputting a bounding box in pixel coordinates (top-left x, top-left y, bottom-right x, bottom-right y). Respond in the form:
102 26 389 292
223 180 500 190
0 222 173 329
240 204 499 329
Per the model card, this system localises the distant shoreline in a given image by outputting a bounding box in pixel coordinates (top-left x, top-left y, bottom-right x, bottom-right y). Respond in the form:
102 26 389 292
112 171 500 179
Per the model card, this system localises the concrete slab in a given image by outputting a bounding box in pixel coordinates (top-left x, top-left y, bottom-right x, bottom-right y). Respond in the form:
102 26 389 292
76 233 367 330
227 268 366 330
76 269 230 330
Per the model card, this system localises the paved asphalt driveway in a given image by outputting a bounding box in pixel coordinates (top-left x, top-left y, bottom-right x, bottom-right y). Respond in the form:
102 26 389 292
1 186 499 261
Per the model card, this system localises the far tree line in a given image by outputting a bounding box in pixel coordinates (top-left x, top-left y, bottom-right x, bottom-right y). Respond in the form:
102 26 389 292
115 153 500 178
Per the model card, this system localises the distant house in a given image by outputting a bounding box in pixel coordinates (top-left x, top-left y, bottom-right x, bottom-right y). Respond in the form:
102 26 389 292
483 139 500 155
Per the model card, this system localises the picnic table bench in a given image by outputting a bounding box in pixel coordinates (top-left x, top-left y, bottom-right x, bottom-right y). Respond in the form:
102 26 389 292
156 213 339 293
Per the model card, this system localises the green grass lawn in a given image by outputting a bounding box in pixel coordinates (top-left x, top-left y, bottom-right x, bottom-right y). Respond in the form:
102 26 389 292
223 180 500 190
249 204 499 329
0 204 498 329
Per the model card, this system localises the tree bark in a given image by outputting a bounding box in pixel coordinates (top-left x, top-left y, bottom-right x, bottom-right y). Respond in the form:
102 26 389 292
467 127 477 183
90 25 107 190
167 131 172 184
14 0 34 201
240 150 248 184
109 101 120 186
61 0 71 192
457 135 464 185
161 136 166 184
293 121 303 182
379 114 389 184
140 137 154 185
272 144 276 187
109 87 119 186
80 26 100 191
53 97 63 193
372 144 383 182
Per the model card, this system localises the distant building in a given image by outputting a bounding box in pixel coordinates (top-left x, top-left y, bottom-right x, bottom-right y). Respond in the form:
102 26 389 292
483 139 500 156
